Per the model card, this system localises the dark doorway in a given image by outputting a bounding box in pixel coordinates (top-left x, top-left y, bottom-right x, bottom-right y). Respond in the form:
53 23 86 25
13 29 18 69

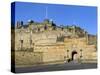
71 51 77 60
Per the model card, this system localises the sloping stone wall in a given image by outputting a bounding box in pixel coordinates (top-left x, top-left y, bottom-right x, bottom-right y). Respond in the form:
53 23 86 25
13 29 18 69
15 51 43 66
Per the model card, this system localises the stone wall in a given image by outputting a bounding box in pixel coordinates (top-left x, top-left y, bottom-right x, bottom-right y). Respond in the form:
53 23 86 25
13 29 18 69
34 43 65 63
15 51 43 66
14 29 65 50
14 43 66 66
12 23 97 66
64 37 97 63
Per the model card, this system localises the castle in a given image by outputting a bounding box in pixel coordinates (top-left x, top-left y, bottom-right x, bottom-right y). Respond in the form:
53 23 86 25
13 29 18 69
11 19 97 66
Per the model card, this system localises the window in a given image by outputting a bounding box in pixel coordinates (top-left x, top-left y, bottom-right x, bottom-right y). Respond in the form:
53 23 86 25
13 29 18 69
30 40 32 44
20 40 23 43
80 55 82 58
44 25 47 30
38 28 40 31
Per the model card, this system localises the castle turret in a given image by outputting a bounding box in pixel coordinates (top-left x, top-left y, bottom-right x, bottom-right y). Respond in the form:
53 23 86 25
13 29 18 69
16 21 24 28
28 20 34 24
16 21 21 28
72 25 76 35
21 21 23 26
43 19 49 24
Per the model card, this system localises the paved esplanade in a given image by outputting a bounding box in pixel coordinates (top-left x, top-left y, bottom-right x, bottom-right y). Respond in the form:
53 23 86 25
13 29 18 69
15 63 97 73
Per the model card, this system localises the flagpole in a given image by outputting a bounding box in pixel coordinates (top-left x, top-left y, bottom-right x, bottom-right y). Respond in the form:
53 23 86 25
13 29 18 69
46 6 48 19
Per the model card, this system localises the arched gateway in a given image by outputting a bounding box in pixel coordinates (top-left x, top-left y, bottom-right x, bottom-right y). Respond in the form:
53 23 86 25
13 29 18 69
71 51 78 61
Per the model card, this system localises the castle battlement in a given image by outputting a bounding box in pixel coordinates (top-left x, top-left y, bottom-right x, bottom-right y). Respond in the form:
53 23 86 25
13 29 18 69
12 19 97 66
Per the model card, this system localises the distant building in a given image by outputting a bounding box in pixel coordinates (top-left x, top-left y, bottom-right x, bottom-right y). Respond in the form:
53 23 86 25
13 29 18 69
12 19 97 66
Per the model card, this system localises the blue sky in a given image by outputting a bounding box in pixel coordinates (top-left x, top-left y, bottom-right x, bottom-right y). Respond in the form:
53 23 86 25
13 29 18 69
14 2 97 35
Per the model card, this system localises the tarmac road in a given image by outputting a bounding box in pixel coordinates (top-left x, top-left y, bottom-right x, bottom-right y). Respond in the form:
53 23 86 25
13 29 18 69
14 63 97 73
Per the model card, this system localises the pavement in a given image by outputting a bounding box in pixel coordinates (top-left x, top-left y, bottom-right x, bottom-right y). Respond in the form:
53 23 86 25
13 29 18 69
14 62 97 73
